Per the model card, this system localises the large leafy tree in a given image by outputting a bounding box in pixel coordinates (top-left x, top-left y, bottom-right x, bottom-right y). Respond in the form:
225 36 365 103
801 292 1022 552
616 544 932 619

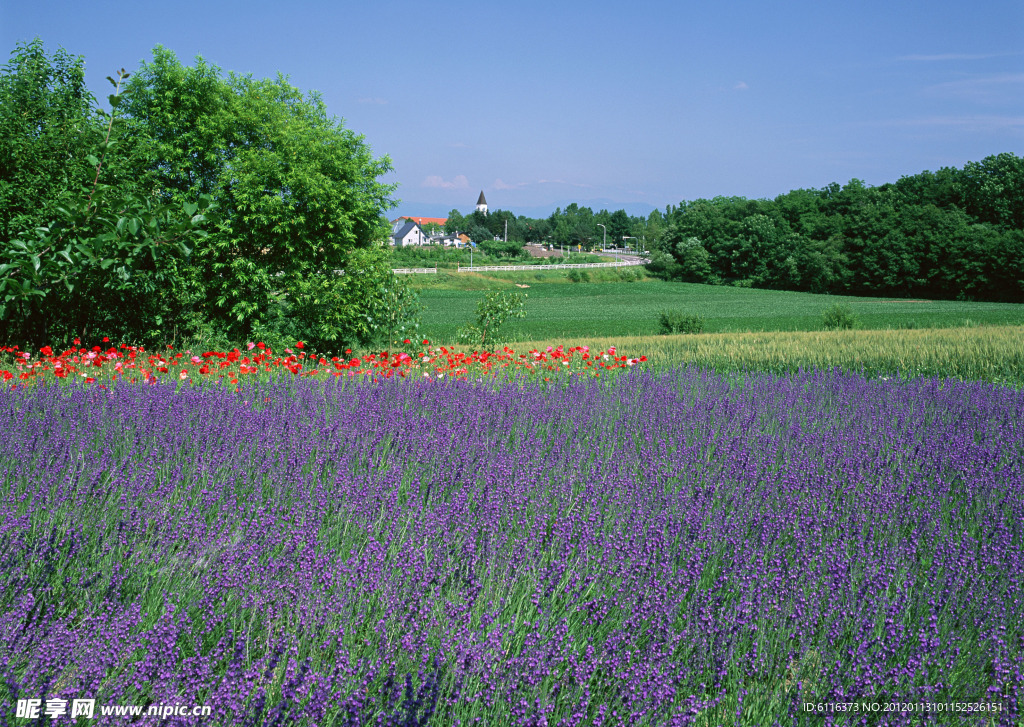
0 42 217 346
117 47 401 349
0 40 98 244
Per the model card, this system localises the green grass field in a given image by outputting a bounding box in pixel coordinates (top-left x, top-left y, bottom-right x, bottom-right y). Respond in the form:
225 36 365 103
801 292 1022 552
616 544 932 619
417 278 1024 343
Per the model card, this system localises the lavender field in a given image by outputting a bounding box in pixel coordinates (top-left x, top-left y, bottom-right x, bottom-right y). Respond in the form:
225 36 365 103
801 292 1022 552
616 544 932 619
1 368 1022 725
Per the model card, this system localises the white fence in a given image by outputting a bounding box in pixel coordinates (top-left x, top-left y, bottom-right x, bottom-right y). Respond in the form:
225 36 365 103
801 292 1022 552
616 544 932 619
276 260 646 276
457 259 645 273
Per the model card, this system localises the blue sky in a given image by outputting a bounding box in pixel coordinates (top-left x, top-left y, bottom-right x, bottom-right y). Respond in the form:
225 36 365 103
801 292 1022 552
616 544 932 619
2 0 1022 218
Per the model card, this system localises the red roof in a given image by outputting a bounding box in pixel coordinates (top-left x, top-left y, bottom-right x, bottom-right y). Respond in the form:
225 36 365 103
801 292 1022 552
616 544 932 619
402 216 447 227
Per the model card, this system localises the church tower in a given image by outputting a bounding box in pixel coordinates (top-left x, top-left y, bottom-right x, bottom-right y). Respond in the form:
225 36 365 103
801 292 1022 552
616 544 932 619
475 190 488 215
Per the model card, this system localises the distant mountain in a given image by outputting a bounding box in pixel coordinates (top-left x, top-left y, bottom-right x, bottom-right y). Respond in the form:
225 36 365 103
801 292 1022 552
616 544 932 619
394 199 659 220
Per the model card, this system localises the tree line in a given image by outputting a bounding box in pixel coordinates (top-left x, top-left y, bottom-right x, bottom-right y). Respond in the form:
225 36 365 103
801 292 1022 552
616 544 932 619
443 205 638 252
649 158 1023 302
441 155 1022 302
1 40 419 351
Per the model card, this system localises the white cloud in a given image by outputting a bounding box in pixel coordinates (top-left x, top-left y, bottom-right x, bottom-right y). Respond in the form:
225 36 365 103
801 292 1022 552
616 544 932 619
422 174 469 189
356 97 388 105
897 52 1021 62
866 115 1024 131
494 178 594 190
494 178 527 190
923 73 1024 101
937 73 1024 86
734 81 749 90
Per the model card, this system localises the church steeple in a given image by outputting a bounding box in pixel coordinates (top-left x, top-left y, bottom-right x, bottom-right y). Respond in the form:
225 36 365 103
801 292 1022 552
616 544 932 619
476 190 488 215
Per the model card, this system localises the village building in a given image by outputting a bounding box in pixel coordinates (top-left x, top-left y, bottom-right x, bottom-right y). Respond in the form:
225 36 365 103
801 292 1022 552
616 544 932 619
390 219 429 247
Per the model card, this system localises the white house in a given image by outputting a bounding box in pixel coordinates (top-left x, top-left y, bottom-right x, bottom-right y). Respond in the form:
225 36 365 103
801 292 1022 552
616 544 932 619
434 233 464 247
391 219 430 247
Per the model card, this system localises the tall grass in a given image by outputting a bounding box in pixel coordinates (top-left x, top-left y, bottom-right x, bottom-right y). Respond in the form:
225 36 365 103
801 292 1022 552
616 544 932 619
509 325 1024 386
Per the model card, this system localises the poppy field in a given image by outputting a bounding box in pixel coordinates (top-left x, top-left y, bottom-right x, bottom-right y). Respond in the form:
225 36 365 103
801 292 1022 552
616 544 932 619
1 337 1021 726
0 339 645 390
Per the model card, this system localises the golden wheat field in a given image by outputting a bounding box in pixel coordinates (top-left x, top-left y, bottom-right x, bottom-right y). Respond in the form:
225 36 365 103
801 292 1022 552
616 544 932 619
509 325 1024 385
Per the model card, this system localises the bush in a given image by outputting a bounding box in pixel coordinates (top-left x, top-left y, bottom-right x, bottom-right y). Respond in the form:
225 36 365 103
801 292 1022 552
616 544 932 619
822 303 858 330
478 239 526 259
566 270 590 283
658 310 705 334
644 250 681 280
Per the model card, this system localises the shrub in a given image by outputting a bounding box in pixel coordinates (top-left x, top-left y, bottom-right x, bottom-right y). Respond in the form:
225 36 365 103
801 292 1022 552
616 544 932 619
566 270 590 283
822 303 858 330
659 310 705 334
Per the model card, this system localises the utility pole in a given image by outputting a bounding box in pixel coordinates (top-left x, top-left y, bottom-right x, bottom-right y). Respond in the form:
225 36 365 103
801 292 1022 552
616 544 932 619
504 218 508 243
596 224 606 251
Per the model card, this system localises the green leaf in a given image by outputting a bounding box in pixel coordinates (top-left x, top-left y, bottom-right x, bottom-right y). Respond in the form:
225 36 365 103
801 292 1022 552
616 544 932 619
127 218 141 235
86 154 101 167
99 259 114 270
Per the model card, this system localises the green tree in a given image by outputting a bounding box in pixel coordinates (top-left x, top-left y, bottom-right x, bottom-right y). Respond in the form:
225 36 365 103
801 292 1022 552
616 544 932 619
0 40 99 244
0 45 217 346
673 236 715 283
117 47 399 347
955 153 1024 229
607 209 632 246
456 291 527 348
468 223 493 244
548 204 596 249
444 209 465 235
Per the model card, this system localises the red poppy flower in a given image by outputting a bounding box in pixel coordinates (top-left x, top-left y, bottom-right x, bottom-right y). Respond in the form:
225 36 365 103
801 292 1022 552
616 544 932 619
295 341 305 349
